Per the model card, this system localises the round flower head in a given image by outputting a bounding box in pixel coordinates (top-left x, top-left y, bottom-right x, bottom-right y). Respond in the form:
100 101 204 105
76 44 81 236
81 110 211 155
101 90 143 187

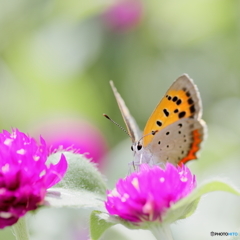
105 163 196 223
30 117 108 168
103 0 143 32
0 129 67 228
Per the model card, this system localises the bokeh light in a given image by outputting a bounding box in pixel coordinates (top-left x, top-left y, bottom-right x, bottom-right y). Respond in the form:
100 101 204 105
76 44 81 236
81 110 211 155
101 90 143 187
29 115 108 168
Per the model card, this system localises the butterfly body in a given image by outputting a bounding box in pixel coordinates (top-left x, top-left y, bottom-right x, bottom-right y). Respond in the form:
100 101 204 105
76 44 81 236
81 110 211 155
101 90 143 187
110 74 207 167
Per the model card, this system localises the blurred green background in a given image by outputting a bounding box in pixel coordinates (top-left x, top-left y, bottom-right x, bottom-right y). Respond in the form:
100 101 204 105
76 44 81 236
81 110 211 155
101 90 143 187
1 0 240 239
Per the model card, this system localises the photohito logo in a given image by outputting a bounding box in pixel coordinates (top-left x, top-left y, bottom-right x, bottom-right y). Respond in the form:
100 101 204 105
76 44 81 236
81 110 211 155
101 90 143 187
210 231 238 237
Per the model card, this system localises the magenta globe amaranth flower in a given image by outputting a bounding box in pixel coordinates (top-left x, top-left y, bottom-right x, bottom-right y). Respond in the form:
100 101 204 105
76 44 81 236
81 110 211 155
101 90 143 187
105 163 196 223
103 0 143 32
0 129 67 229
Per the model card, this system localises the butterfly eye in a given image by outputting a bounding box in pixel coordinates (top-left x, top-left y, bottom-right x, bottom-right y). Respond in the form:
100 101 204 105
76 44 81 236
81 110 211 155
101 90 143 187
137 144 142 151
131 146 134 151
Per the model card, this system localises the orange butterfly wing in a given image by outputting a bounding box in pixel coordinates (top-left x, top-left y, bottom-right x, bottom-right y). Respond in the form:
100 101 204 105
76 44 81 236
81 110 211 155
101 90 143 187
142 74 205 165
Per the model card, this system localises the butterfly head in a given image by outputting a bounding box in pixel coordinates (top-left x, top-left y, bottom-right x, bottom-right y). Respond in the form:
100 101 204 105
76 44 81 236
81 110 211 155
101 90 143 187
132 130 158 151
130 142 142 151
131 130 158 152
130 130 159 167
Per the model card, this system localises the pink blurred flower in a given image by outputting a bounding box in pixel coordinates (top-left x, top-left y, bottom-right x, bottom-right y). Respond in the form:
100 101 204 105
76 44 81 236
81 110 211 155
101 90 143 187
103 0 143 32
105 163 196 223
30 117 108 168
0 129 67 229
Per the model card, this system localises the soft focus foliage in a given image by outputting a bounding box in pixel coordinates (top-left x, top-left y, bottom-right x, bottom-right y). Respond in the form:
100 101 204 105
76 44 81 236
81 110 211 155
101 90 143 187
46 152 106 209
30 116 108 167
1 0 240 239
50 152 107 195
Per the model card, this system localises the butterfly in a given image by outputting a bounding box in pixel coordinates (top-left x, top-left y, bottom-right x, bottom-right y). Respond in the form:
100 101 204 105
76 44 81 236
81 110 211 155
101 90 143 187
109 74 207 167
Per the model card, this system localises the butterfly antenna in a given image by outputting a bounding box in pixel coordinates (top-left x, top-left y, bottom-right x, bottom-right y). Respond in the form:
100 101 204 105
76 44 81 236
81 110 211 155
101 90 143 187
136 130 158 150
138 130 158 143
103 114 132 138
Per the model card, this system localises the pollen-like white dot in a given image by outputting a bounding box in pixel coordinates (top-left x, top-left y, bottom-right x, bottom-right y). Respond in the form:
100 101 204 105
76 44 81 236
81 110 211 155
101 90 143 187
0 212 13 219
40 170 46 177
159 177 165 183
180 176 188 182
10 132 17 139
131 177 139 191
109 188 120 197
178 170 184 175
16 149 26 155
121 193 129 202
2 164 9 173
4 138 12 146
33 155 40 161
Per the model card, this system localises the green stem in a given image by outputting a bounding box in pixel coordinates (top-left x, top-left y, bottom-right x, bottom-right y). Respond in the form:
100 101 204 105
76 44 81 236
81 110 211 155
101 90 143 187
11 217 30 240
150 223 174 240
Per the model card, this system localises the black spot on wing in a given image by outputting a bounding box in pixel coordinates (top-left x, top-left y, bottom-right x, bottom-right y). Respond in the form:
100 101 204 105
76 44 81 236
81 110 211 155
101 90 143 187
172 96 178 102
178 111 186 118
163 109 169 117
190 105 195 114
176 99 182 105
188 98 194 105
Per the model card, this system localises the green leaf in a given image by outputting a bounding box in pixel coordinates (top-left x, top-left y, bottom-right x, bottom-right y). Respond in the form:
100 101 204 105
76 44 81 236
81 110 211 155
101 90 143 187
11 217 29 240
45 152 107 209
90 210 142 240
163 181 240 223
90 211 116 240
45 188 105 210
49 152 107 195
